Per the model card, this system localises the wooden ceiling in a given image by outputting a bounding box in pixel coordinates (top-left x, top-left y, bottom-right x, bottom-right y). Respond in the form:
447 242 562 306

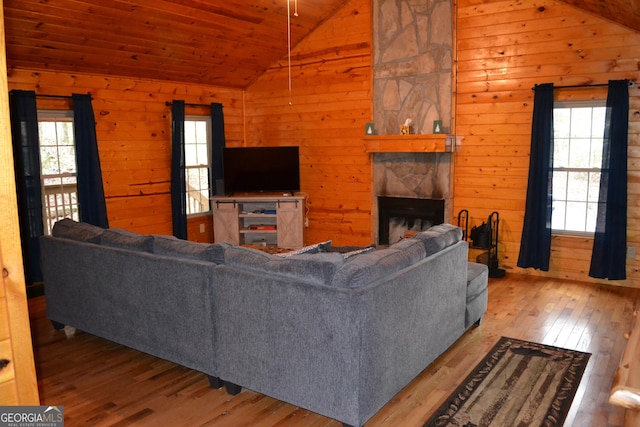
3 0 639 89
3 0 349 89
558 0 640 34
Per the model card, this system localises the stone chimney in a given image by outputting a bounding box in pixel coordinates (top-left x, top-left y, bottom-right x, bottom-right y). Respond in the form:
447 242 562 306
372 0 453 135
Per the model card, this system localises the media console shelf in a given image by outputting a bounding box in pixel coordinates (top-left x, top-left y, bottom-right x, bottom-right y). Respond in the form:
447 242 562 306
211 195 305 249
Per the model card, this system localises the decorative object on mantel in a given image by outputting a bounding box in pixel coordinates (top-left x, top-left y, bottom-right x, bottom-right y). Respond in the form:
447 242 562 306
400 118 412 135
365 122 376 135
433 120 443 134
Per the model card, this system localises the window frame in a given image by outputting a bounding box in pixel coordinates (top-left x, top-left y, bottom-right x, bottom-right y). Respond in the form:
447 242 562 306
551 99 606 237
184 114 213 217
38 109 78 235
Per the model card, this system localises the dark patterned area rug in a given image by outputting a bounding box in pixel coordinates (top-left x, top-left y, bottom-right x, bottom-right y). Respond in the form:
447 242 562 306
424 336 591 427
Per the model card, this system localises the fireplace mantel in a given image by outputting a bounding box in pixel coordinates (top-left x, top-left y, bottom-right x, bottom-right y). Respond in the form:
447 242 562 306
364 134 450 153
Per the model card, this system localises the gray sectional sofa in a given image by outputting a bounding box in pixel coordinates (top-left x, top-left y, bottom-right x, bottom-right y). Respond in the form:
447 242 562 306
40 219 488 427
40 219 228 387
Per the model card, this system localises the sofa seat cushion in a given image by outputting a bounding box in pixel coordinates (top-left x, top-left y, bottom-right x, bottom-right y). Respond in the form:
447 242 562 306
224 245 345 285
413 223 463 256
465 262 488 328
331 238 426 289
152 235 228 264
52 218 105 243
467 262 489 300
99 228 154 252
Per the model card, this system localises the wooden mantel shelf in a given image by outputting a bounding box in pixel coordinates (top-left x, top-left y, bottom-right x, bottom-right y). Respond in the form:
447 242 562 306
364 134 450 153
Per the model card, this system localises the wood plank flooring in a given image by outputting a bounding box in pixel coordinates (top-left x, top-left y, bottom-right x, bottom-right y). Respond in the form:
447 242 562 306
28 275 640 426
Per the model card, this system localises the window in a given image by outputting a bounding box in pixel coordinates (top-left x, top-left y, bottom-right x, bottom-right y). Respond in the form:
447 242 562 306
552 101 606 234
184 115 212 215
38 110 78 235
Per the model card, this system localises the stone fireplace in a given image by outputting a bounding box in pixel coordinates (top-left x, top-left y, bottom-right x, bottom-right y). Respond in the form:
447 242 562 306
373 152 451 245
369 0 455 245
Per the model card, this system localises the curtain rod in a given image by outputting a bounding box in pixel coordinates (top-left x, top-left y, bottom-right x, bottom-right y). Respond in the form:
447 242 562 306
36 93 93 100
532 81 634 90
37 94 72 100
164 101 211 108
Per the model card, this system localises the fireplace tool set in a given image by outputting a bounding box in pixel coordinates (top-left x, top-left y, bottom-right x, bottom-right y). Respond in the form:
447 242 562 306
457 210 506 278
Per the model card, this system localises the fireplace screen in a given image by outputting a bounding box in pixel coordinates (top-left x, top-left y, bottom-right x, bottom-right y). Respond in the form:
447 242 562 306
378 197 445 245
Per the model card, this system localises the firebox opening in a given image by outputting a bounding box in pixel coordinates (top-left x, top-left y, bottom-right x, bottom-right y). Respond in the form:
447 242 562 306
378 197 445 245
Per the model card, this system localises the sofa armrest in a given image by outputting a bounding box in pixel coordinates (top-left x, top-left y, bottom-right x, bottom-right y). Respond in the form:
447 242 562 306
40 236 219 377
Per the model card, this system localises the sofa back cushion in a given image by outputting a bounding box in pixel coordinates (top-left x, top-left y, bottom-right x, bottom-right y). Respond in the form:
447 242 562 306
412 223 462 256
224 245 345 285
51 218 105 243
331 238 426 289
152 235 227 264
99 228 154 252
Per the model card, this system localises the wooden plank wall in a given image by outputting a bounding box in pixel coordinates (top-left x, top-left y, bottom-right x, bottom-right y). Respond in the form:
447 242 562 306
243 0 374 246
454 0 640 287
0 0 38 403
6 70 245 239
5 0 640 288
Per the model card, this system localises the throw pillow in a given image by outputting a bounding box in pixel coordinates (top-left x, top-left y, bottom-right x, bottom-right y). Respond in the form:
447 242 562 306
316 242 377 259
342 246 376 259
276 240 332 257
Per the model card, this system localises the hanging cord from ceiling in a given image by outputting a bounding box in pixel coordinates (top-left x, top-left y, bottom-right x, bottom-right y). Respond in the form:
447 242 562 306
287 0 298 105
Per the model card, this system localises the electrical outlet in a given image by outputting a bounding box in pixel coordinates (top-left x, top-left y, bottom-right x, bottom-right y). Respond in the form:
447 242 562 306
199 223 205 233
627 246 636 259
304 217 309 227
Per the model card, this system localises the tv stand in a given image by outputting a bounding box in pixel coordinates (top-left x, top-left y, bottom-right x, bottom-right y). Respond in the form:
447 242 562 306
211 195 306 249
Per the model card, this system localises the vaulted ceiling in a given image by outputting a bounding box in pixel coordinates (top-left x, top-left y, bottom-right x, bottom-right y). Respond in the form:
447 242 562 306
3 0 349 89
557 0 640 34
3 0 639 89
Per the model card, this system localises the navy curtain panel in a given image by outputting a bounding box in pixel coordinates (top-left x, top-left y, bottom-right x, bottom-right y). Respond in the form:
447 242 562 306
72 93 109 228
210 103 226 196
517 83 554 271
171 101 188 239
589 80 629 280
9 89 44 284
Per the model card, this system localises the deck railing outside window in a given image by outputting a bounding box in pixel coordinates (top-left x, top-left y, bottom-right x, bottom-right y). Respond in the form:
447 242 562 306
42 173 78 235
186 181 210 215
42 178 207 235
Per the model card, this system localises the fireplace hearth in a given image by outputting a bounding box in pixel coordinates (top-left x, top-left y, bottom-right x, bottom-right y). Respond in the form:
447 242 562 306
378 196 444 245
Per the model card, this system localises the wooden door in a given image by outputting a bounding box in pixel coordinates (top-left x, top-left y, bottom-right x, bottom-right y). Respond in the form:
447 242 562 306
212 200 240 245
276 199 305 249
0 0 40 405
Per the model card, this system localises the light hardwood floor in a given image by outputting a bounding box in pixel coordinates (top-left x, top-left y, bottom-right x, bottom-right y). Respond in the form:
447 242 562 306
28 275 640 426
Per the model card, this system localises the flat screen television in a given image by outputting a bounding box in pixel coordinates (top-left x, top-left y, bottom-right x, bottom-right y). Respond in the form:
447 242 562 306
223 146 301 195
